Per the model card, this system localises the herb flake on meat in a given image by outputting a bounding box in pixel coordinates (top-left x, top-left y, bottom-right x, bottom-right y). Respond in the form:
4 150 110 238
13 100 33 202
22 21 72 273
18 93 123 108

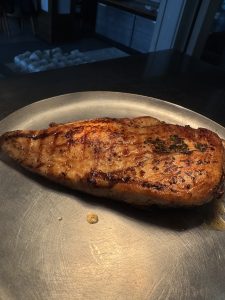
195 143 208 152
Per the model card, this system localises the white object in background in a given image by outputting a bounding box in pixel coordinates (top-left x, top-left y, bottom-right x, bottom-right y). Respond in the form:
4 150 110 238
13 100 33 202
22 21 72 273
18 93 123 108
14 55 23 66
20 58 30 71
28 61 41 72
82 55 89 62
39 59 48 66
34 65 46 72
73 58 82 65
29 52 40 61
14 46 123 73
43 49 51 57
22 51 31 58
52 47 62 54
52 53 63 59
52 58 59 65
15 51 31 67
70 49 80 56
33 50 42 57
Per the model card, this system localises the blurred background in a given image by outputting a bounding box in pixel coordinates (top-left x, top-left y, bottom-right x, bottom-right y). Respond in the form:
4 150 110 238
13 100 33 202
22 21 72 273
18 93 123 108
0 0 225 76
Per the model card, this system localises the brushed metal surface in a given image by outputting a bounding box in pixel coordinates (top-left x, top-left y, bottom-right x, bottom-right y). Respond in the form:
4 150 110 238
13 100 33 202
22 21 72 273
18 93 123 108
0 91 225 300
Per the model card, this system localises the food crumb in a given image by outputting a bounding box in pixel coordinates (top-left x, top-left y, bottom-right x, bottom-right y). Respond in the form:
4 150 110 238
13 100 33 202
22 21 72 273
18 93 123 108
58 216 63 221
87 212 99 224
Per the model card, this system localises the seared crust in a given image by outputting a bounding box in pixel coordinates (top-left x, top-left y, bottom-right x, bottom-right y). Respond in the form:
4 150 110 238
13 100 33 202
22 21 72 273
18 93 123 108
1 116 224 207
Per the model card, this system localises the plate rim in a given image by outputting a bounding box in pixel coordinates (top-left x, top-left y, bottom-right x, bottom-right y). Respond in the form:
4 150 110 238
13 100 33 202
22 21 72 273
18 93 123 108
0 91 224 134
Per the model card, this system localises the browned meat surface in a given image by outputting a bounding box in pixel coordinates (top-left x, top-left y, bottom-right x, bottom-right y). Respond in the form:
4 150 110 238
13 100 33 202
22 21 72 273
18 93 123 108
0 116 224 207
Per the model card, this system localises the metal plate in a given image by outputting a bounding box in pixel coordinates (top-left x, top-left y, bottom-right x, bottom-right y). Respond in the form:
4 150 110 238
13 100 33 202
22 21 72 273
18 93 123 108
0 91 225 300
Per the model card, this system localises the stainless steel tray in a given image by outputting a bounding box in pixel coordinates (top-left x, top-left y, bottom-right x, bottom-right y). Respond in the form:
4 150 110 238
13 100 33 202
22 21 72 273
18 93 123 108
0 91 225 300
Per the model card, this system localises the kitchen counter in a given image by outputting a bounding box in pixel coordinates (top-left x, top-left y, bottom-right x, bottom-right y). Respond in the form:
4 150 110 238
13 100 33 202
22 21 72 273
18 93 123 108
0 50 225 127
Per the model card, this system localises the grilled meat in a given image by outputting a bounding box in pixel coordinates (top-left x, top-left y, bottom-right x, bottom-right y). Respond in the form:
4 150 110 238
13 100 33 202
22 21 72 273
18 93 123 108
0 116 224 207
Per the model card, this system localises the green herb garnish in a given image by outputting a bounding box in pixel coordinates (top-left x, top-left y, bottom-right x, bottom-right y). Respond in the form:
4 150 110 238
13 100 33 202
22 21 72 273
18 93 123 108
195 143 208 152
145 135 190 154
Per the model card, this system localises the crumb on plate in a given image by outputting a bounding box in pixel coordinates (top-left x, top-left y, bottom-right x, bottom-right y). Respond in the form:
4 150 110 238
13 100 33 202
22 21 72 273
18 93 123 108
87 212 99 224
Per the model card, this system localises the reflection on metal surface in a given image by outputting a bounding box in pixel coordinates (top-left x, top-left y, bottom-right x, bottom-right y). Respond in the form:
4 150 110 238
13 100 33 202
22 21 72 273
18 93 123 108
0 91 225 300
206 199 225 231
